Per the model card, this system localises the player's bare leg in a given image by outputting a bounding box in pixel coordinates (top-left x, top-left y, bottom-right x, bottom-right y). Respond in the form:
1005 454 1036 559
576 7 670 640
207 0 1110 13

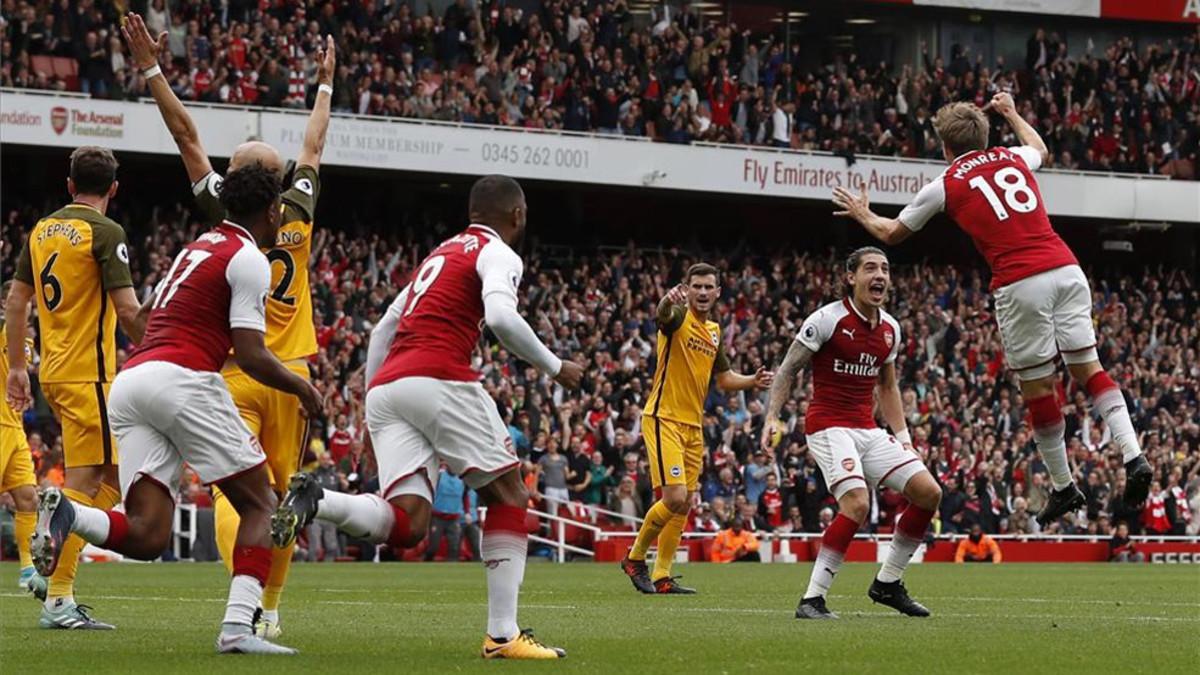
870 472 940 617
213 466 297 655
797 487 869 619
1065 359 1151 507
477 469 565 659
41 463 120 629
1020 375 1086 525
9 484 46 598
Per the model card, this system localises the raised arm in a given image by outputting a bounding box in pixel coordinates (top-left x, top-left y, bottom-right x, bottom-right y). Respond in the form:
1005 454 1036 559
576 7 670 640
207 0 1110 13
832 187 914 245
985 91 1048 165
122 12 212 183
297 35 336 170
760 339 814 450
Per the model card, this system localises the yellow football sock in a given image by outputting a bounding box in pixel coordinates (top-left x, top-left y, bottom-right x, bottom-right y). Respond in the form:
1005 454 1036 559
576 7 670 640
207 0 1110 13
94 481 122 510
212 486 239 575
261 543 294 612
15 511 36 568
652 512 688 582
629 501 672 562
47 488 93 599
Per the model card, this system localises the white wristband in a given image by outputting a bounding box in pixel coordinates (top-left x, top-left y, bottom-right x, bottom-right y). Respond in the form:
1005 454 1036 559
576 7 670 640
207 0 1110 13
318 83 333 96
894 429 912 446
142 64 163 80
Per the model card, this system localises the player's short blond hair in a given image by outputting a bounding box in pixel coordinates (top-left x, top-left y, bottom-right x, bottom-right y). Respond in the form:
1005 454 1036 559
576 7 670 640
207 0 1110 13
933 102 989 157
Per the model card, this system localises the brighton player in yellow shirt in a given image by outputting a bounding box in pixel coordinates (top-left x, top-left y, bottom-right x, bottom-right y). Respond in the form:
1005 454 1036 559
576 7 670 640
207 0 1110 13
122 12 334 637
0 281 43 599
621 263 772 594
5 147 146 629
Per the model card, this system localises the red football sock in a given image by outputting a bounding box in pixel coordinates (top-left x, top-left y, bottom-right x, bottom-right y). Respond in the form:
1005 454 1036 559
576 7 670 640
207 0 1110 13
896 504 935 541
821 513 860 555
232 545 272 586
103 511 129 550
387 504 413 548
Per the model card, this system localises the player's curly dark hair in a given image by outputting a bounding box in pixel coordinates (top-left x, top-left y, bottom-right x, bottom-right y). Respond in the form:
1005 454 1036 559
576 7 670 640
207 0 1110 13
218 161 281 222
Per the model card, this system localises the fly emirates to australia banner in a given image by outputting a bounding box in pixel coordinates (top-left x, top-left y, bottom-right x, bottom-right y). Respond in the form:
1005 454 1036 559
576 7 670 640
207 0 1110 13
875 0 1200 22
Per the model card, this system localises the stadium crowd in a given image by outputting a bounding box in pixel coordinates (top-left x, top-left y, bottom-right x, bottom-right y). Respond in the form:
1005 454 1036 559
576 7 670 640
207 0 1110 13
2 1 1198 179
3 196 1197 560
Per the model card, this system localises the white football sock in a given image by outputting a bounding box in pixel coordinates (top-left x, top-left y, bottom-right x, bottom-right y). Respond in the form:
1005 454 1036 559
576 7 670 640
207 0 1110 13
222 575 263 629
70 503 111 545
804 547 845 599
877 532 922 583
1034 421 1072 490
261 609 279 624
482 529 527 640
317 491 394 542
1092 388 1142 463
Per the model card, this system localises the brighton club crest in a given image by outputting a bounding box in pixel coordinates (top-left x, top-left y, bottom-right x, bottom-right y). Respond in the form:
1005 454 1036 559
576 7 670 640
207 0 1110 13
708 326 719 346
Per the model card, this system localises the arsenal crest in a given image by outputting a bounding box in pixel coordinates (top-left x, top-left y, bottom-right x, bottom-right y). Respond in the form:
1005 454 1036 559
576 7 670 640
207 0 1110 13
51 106 68 135
884 329 894 348
841 458 856 471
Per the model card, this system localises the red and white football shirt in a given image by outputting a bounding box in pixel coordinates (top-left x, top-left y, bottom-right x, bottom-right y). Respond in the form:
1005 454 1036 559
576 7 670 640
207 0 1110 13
371 224 524 387
126 221 270 372
797 298 900 434
898 146 1077 289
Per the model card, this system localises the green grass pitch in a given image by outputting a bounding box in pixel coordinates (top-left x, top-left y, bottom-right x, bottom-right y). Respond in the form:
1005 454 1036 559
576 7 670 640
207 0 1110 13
1 561 1197 673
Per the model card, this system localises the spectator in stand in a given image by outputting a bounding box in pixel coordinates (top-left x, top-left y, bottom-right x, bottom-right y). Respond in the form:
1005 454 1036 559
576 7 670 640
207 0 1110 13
955 524 1003 563
425 464 466 562
710 518 761 563
327 413 356 464
1142 481 1172 534
1007 496 1035 535
307 452 345 562
606 476 644 528
757 472 786 531
6 3 1194 179
538 439 570 505
1108 522 1144 562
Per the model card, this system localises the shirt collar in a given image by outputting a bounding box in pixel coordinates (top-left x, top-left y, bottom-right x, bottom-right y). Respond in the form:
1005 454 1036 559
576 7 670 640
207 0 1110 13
843 297 880 329
221 219 255 241
467 223 502 240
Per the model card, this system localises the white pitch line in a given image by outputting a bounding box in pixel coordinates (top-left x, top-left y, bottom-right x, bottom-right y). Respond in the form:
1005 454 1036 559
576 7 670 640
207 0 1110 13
3 593 1192 624
828 594 1200 609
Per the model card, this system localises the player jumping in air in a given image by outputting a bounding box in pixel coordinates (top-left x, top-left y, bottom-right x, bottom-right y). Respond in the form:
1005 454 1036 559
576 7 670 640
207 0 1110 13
271 175 584 659
30 163 323 654
763 248 943 619
621 264 773 595
832 91 1153 524
0 281 44 600
122 12 334 638
6 146 146 629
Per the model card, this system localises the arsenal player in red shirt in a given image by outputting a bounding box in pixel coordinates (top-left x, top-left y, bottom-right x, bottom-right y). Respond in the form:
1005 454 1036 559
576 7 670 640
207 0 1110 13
32 164 322 654
763 248 942 620
832 91 1152 527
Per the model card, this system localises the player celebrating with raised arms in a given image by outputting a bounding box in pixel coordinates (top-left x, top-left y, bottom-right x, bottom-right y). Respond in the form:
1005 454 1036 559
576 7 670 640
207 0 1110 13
832 92 1153 524
30 163 323 654
122 13 334 637
762 248 942 620
271 175 584 659
621 263 773 595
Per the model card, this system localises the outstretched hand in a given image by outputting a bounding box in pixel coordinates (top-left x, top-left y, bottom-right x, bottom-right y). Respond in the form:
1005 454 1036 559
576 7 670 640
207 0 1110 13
832 186 871 221
316 34 336 86
121 13 167 70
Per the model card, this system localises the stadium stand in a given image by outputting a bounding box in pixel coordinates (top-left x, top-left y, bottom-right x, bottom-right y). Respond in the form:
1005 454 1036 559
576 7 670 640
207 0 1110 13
2 0 1197 178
